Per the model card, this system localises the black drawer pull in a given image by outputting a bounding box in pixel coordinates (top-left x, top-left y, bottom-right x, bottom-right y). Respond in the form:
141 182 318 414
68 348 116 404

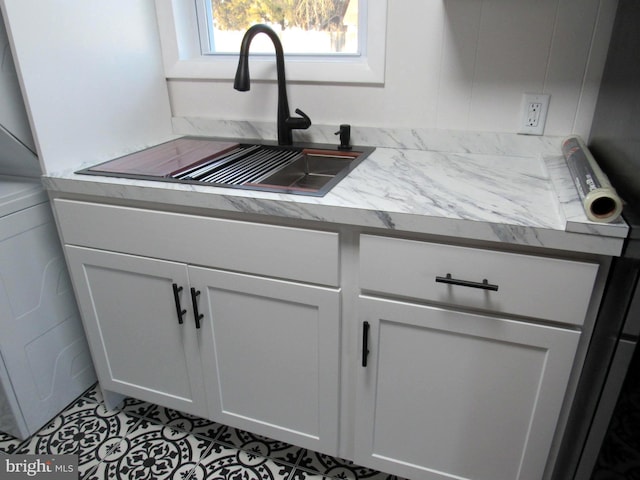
435 273 499 291
172 283 186 324
362 321 370 367
190 288 203 329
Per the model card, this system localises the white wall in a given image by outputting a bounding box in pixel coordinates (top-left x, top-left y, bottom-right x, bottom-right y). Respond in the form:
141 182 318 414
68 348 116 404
0 10 34 152
168 0 618 138
0 0 619 174
1 0 175 174
0 8 40 177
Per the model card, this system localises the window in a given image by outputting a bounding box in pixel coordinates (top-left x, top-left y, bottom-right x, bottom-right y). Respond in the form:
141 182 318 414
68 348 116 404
154 0 387 84
197 0 360 56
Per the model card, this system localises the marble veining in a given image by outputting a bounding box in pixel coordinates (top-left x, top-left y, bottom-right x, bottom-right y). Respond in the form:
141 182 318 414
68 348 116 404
171 117 565 157
44 129 628 257
329 148 563 230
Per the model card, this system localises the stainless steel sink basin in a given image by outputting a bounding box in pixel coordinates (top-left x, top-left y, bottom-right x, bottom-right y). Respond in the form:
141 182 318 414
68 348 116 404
253 152 356 192
77 137 375 197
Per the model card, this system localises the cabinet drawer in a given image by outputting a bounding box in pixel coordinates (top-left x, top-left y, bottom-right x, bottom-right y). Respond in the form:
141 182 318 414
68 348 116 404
54 199 339 286
359 235 598 325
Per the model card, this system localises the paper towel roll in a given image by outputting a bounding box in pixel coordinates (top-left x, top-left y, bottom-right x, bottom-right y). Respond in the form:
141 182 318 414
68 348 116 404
562 135 623 223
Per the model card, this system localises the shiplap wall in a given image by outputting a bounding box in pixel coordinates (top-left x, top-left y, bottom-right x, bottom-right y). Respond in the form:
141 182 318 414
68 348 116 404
168 0 618 138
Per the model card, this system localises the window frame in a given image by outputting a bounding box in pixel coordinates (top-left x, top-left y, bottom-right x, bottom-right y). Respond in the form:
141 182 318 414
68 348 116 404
154 0 387 84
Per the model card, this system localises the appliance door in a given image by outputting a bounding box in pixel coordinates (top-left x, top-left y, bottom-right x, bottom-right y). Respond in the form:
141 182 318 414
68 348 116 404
0 188 96 440
575 338 637 478
0 356 28 439
552 254 640 479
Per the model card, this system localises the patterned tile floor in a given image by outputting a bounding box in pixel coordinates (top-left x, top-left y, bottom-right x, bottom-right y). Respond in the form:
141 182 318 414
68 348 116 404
0 384 405 480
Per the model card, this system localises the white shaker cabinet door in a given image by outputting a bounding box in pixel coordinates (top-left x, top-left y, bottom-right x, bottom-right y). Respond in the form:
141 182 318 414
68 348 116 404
189 266 341 456
355 296 580 480
65 246 207 417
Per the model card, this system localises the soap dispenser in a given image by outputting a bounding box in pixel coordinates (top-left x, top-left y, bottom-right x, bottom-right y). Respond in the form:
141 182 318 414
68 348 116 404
335 124 352 150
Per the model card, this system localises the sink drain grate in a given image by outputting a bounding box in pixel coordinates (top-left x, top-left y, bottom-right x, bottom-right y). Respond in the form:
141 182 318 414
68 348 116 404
173 145 302 185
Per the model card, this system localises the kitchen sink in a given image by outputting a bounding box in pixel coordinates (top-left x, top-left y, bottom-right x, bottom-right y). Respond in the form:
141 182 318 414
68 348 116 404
77 137 375 197
252 151 356 192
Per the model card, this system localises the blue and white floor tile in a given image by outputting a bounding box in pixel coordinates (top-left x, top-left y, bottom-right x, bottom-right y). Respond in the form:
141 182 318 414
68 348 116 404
0 384 406 480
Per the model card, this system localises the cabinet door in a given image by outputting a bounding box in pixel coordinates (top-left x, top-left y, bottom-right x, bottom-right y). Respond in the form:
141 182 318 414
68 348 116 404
355 296 580 480
65 246 207 417
189 266 340 455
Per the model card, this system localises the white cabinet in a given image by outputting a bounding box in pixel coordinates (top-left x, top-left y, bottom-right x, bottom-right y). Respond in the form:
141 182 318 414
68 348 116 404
355 297 580 480
190 267 340 453
57 200 341 455
65 246 208 417
359 234 599 326
54 199 604 480
355 234 599 480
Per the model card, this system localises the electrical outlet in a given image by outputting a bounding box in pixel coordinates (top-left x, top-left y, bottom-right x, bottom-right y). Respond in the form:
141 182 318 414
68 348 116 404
526 102 543 127
519 93 550 135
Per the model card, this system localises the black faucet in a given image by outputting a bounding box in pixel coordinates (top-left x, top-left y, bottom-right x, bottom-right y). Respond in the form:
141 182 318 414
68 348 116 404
234 24 311 146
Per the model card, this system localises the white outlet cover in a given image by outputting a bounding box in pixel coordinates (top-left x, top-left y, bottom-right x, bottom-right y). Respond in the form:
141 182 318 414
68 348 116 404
519 93 550 135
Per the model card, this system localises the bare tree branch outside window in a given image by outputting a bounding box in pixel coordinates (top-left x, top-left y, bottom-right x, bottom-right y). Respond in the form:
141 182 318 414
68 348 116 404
209 0 357 54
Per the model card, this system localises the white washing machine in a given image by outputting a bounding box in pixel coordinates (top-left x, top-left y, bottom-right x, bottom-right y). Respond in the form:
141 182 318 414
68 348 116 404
0 175 96 439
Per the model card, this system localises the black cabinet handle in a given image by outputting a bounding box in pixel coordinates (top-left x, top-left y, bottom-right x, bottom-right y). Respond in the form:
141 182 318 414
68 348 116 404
172 283 186 324
362 321 370 367
190 288 203 329
435 273 499 291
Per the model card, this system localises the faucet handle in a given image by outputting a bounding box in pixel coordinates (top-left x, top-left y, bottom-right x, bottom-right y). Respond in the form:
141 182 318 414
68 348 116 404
286 108 312 130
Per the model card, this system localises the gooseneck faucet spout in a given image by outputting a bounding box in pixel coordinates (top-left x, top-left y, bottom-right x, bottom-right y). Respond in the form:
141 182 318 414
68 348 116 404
234 24 311 146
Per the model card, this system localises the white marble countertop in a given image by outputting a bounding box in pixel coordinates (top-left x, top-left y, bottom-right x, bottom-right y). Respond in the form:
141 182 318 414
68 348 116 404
43 122 629 257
